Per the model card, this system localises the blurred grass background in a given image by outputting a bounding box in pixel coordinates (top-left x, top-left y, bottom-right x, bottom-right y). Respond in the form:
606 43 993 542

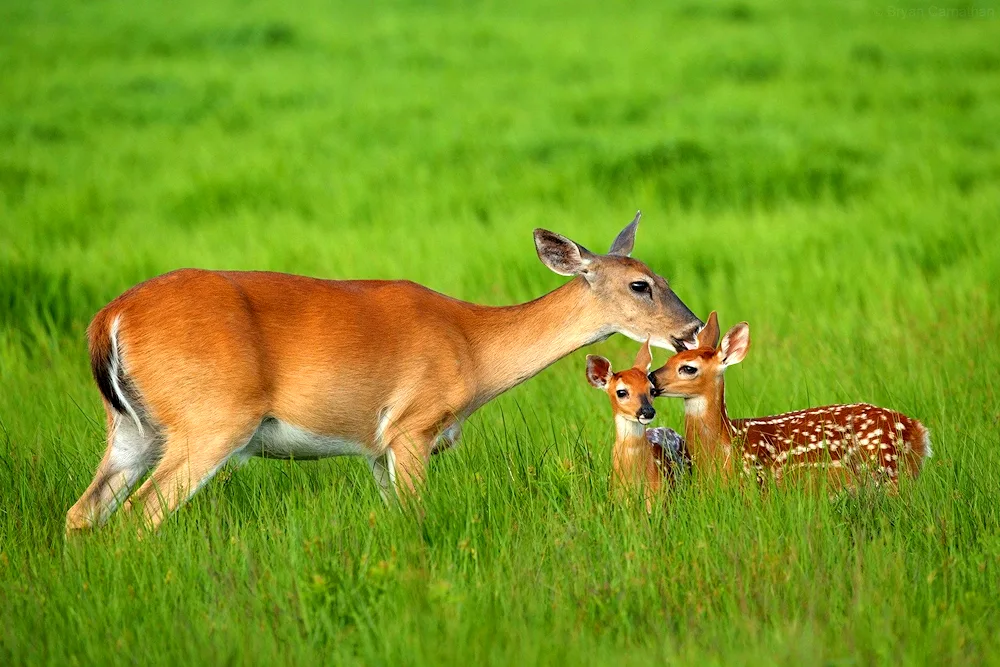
1 0 999 664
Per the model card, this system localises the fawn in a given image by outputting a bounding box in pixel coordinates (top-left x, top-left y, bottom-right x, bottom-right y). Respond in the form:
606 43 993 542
648 312 931 489
587 340 689 504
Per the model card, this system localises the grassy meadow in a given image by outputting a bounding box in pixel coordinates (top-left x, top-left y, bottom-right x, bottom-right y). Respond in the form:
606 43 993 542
2 0 1000 663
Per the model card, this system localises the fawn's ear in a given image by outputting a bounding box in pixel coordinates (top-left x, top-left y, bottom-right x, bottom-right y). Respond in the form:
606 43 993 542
633 338 652 371
534 229 595 277
697 311 720 349
718 322 750 369
608 211 640 257
586 355 613 389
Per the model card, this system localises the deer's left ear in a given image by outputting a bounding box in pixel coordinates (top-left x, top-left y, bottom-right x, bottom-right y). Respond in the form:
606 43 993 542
718 322 750 369
534 229 595 277
633 338 652 372
586 355 613 389
608 211 640 257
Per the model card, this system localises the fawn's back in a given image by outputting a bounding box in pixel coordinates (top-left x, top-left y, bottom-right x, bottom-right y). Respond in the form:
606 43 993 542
734 402 930 483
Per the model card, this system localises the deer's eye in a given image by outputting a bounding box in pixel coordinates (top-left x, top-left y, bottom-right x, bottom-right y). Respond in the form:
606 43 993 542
679 365 698 376
616 389 628 398
629 280 651 295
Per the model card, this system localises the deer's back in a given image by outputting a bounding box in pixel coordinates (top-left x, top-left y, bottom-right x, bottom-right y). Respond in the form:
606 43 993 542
732 403 929 481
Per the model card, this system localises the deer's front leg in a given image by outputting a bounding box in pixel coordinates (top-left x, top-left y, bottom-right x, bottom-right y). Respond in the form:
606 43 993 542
386 434 431 500
370 413 442 505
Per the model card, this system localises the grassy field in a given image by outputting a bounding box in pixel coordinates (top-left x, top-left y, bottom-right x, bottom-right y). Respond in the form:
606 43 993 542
2 0 1000 663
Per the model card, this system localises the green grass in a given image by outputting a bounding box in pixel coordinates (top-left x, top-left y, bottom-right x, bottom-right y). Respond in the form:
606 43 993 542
2 0 1000 663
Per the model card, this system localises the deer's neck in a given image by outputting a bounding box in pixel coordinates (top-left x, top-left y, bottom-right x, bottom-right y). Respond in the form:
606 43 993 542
683 379 735 476
469 278 611 404
612 415 653 478
615 415 649 450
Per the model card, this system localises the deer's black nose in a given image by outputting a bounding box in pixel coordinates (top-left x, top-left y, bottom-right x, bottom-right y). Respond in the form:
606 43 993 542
637 395 656 423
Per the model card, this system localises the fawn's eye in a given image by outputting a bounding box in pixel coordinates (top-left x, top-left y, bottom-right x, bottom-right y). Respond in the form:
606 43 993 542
679 365 698 376
629 280 651 295
616 389 628 398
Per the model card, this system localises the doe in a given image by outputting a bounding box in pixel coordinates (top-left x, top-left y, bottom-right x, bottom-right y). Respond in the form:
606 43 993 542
66 213 703 533
649 312 931 489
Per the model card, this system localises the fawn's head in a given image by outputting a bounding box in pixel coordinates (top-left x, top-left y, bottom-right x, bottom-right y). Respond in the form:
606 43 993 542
534 212 702 352
587 340 657 424
649 312 751 399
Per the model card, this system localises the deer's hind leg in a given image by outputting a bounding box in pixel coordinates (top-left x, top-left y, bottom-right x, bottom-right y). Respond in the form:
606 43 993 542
124 418 260 533
66 403 161 534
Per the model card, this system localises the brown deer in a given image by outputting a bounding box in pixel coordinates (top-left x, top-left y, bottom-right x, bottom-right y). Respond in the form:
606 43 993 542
649 312 931 489
66 213 703 533
586 340 690 507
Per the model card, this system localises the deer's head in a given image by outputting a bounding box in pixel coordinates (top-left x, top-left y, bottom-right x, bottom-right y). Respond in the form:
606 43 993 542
534 212 702 352
587 340 657 425
648 311 751 399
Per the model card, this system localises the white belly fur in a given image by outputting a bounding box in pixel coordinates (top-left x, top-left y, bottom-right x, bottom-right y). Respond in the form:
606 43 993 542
243 418 369 460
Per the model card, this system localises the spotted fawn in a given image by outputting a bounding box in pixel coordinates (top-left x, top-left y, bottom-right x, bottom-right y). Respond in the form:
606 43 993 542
649 312 931 489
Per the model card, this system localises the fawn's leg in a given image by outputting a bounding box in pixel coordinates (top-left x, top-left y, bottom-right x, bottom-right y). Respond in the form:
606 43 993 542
66 405 159 533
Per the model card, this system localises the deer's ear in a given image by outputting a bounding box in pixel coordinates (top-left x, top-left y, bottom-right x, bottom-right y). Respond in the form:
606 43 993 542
718 322 750 369
633 339 652 372
697 311 720 349
534 229 594 277
586 355 613 389
608 211 640 257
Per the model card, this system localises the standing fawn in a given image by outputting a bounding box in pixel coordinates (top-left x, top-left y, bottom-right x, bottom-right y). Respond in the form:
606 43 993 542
587 340 690 506
66 213 703 534
649 312 931 489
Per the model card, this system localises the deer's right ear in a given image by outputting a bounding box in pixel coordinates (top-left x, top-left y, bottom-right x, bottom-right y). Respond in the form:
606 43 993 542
697 311 721 349
534 229 594 277
607 211 640 257
718 322 750 369
586 355 613 389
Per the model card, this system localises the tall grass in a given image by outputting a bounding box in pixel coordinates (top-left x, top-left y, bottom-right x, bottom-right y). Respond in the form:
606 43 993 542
1 0 999 664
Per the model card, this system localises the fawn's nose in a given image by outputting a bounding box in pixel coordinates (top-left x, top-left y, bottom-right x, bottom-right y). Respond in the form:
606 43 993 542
647 372 662 395
637 399 656 424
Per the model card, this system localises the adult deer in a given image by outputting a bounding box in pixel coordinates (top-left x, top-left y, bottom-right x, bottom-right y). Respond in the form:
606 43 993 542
649 312 931 489
586 340 690 508
67 213 703 533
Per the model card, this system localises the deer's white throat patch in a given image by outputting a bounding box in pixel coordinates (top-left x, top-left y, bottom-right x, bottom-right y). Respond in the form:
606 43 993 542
685 397 708 416
615 414 647 441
